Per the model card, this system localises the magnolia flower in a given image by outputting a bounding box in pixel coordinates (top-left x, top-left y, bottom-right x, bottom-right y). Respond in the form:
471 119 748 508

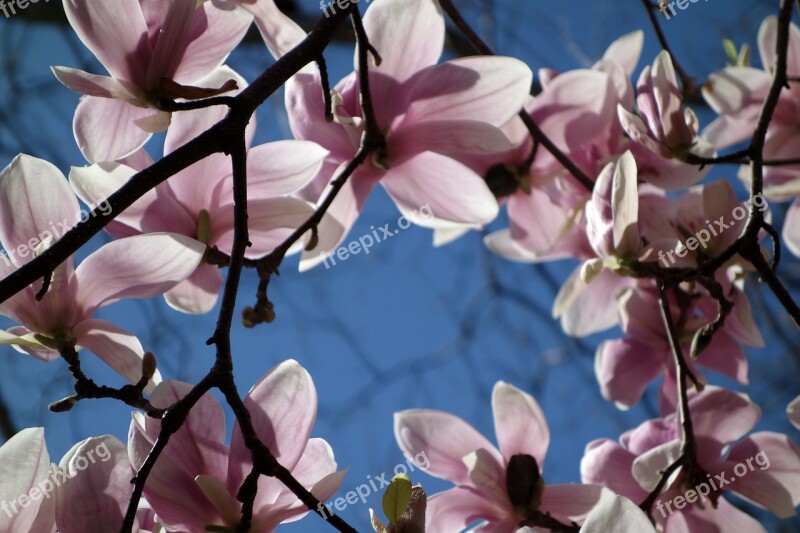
618 51 715 189
394 381 602 532
582 387 800 532
70 104 328 314
0 155 204 389
53 0 253 162
128 360 345 532
0 429 157 533
284 0 532 268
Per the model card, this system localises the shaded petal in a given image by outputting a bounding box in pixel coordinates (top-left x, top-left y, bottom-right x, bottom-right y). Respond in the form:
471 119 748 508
540 483 603 524
425 487 507 533
580 439 647 503
360 0 444 83
0 428 53 533
579 488 654 533
163 264 223 315
667 497 765 533
553 268 628 337
73 319 160 391
237 0 307 59
783 197 800 258
602 31 644 76
0 155 80 262
595 338 664 408
689 387 760 444
492 382 549 466
75 233 205 314
244 141 328 199
382 152 498 228
403 57 533 127
73 97 153 163
63 0 151 86
389 120 512 160
55 436 134 533
51 68 142 102
394 409 502 486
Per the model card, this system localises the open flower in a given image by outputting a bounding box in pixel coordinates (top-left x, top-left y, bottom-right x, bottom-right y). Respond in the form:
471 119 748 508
128 360 344 532
582 387 800 532
70 104 328 314
53 0 253 162
395 381 602 531
0 155 204 389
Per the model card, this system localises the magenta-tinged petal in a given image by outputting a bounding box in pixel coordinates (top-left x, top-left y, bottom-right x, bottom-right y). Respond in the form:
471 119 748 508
688 387 760 445
73 97 153 163
63 0 151 86
0 428 53 533
602 31 644 76
389 120 512 162
425 487 508 533
171 3 253 85
394 409 502 486
244 141 328 199
382 152 498 228
145 0 196 87
164 264 223 315
72 319 160 391
69 162 196 237
0 155 81 263
725 431 800 517
492 382 549 466
403 57 533 128
360 0 444 83
579 489 654 533
75 233 205 315
235 0 306 59
759 16 800 76
51 68 143 102
595 338 665 408
553 268 629 337
667 497 765 533
55 436 134 533
631 440 682 492
580 439 647 503
483 229 542 263
540 484 603 524
698 332 748 385
227 360 318 498
783 197 800 257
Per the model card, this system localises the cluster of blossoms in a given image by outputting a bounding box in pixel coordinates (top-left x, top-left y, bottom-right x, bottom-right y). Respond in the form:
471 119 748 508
0 0 799 531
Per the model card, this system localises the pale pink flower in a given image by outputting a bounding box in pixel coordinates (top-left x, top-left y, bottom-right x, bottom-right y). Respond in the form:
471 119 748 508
582 387 800 532
128 360 345 532
0 155 205 389
395 381 602 532
53 0 253 162
70 105 328 314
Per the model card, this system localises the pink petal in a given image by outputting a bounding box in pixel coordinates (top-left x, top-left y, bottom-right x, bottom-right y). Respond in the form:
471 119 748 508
759 16 800 77
227 360 318 499
602 31 644 76
145 0 198 87
631 440 682 492
702 67 771 120
540 484 603 524
389 120 512 161
245 141 328 199
725 431 800 517
483 229 541 262
783 197 800 257
688 387 760 445
403 57 533 128
789 396 800 430
73 97 153 163
595 338 665 408
361 0 444 83
75 233 205 315
492 382 549 466
63 0 151 86
171 3 253 85
51 68 143 102
553 268 629 337
55 436 133 533
73 319 160 391
236 0 306 59
667 497 765 533
69 162 196 237
0 428 53 533
163 264 223 315
382 152 498 228
580 439 647 503
698 332 748 385
426 487 508 532
0 155 80 262
394 409 502 486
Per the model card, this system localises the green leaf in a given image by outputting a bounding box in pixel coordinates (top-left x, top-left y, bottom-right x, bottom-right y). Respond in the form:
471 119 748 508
382 473 412 524
723 38 738 64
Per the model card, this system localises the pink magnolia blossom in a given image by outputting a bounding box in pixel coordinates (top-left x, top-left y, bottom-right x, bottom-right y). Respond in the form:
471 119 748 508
52 0 253 163
285 0 532 268
0 429 158 533
70 104 328 314
618 51 715 189
0 155 205 389
128 360 345 532
394 381 602 531
582 387 800 532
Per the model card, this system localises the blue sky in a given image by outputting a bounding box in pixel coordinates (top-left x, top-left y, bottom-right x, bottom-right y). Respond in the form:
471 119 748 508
1 0 799 531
